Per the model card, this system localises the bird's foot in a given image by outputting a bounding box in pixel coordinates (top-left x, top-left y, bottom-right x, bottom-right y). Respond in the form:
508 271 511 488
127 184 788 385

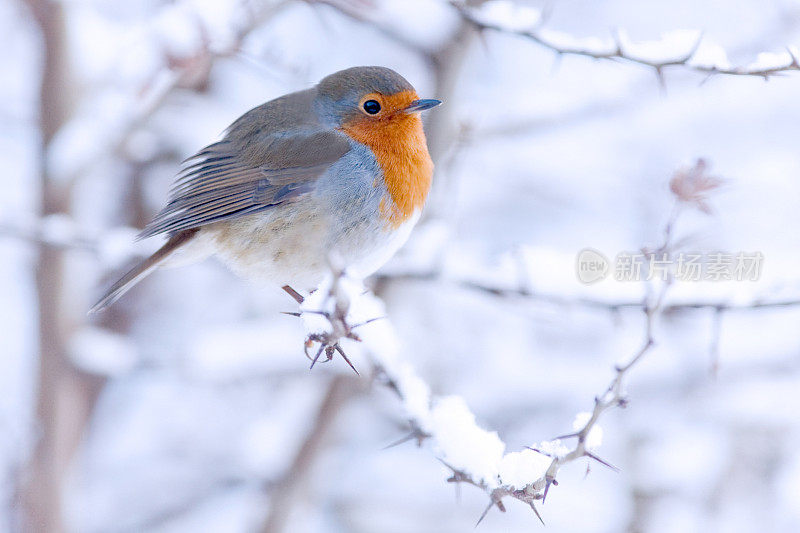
284 266 382 375
305 332 361 375
303 310 361 375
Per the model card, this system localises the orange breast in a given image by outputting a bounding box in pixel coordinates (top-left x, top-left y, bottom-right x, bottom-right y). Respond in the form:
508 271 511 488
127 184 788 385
340 91 434 229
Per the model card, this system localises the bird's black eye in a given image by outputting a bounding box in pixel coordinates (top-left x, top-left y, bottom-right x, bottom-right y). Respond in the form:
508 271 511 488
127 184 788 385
363 100 381 114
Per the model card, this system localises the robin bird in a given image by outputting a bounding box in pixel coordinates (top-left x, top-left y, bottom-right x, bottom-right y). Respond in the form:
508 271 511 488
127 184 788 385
90 66 441 313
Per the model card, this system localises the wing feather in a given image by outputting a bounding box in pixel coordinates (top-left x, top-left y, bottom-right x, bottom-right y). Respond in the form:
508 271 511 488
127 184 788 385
140 90 350 239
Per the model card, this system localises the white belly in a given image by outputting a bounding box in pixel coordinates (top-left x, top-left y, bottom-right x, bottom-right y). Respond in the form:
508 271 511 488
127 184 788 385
200 202 419 290
342 211 420 279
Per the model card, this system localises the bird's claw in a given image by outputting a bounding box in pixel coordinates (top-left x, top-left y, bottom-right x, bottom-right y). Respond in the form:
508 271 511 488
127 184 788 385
304 311 361 375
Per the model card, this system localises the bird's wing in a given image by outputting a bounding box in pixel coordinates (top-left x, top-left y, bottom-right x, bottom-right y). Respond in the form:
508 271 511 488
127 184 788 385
139 89 350 239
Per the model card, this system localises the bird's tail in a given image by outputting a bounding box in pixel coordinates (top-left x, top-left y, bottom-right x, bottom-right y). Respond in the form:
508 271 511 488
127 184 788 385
89 228 198 314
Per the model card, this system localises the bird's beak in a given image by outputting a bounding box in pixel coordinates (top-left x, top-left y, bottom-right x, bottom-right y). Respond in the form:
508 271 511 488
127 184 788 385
403 99 442 113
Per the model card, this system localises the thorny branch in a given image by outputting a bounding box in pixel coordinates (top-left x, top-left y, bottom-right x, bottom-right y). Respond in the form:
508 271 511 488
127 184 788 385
373 212 679 525
537 277 669 503
451 1 800 80
363 164 731 523
295 260 385 376
296 256 668 523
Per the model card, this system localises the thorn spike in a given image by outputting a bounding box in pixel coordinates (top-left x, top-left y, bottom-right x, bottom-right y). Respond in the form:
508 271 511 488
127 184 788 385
585 451 620 472
543 477 553 503
530 501 545 525
381 433 416 450
309 343 326 370
475 500 494 527
334 343 360 375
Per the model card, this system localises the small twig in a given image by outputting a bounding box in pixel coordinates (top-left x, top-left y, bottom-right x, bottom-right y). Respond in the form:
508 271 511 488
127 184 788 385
371 271 800 314
709 306 724 375
281 285 305 304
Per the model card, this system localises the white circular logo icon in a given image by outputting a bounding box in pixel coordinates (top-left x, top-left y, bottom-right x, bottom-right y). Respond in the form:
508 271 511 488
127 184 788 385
576 248 609 284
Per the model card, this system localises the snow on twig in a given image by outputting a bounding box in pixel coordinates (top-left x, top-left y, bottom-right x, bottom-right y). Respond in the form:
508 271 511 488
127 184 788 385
451 0 800 80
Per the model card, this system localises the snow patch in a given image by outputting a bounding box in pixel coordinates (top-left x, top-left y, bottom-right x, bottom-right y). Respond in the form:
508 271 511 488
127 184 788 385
498 449 551 489
471 0 541 32
617 29 702 62
429 395 505 486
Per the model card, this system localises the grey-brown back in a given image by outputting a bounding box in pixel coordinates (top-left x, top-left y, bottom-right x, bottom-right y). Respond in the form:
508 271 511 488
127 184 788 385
139 88 350 239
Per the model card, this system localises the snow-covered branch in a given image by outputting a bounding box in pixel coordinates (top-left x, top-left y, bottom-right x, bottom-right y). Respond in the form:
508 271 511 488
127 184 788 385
452 0 800 80
293 162 730 524
299 266 616 523
299 271 552 521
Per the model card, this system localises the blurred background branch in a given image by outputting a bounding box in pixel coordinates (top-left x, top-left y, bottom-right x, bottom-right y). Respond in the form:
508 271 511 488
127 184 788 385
22 0 81 530
259 375 363 533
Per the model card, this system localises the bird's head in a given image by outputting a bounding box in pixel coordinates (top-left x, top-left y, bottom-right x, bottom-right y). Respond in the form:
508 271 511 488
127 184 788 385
314 66 441 132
